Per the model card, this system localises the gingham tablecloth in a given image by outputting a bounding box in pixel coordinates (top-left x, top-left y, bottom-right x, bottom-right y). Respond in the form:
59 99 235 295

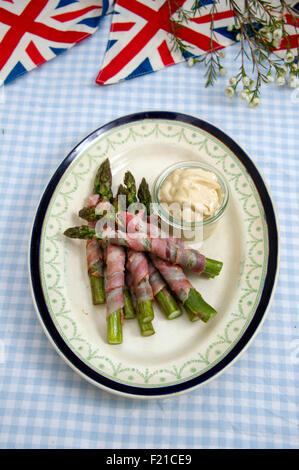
0 15 298 449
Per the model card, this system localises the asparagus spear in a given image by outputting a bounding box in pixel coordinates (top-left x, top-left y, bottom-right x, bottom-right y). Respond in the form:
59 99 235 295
138 178 182 320
126 273 155 337
81 164 133 328
79 206 102 222
84 160 112 305
63 225 222 278
123 285 135 319
138 318 155 336
93 158 113 201
80 171 137 222
107 309 123 344
122 172 155 324
139 180 217 320
105 240 125 345
86 239 105 305
114 181 136 320
184 305 200 322
93 159 124 344
150 255 217 322
124 171 137 207
137 177 151 216
155 286 182 320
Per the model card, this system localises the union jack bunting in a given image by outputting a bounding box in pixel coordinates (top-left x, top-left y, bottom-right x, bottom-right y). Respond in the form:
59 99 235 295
272 2 299 61
96 0 299 86
96 0 237 85
0 0 114 84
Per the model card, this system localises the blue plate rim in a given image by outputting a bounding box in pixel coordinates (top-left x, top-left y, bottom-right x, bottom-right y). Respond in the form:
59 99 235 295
28 110 279 398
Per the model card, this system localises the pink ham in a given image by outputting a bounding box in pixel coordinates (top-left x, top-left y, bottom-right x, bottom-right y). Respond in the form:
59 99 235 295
104 229 206 275
88 194 100 207
150 255 191 303
106 287 124 320
135 279 153 302
109 212 206 275
105 245 125 315
86 239 103 278
106 245 125 280
125 272 138 311
126 250 153 302
126 250 149 293
120 211 185 245
148 261 166 297
95 200 114 215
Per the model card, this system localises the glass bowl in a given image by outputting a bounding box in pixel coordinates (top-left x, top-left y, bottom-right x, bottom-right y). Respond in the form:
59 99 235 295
152 161 229 242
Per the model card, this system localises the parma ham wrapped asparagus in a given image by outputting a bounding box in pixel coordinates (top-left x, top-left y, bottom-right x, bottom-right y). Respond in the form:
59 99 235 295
148 259 182 320
65 225 222 279
150 255 217 322
86 239 105 305
126 272 155 337
64 159 223 344
126 250 154 324
83 158 113 304
105 244 125 344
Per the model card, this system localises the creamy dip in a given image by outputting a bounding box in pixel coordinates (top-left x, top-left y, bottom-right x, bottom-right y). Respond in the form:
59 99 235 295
159 167 222 222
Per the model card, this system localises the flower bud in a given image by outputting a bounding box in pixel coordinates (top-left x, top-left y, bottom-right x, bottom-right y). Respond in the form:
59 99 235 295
225 86 235 98
285 51 295 64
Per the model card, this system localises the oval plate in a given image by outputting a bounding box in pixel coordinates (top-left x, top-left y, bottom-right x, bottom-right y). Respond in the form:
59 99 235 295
29 111 279 399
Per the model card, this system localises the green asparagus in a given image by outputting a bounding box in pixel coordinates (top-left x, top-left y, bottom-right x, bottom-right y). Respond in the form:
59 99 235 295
155 287 182 320
107 309 123 344
123 286 136 319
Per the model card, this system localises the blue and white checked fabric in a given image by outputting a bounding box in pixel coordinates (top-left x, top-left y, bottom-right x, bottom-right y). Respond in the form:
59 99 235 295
0 13 299 449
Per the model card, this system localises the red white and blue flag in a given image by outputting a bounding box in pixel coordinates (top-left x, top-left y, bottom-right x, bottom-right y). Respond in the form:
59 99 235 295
272 4 299 61
0 0 113 84
96 0 299 86
96 0 237 85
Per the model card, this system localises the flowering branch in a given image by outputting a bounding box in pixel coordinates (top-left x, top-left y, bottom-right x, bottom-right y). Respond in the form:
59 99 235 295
168 0 299 106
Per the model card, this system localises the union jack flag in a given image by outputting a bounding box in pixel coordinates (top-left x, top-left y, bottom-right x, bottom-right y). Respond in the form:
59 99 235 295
272 3 299 61
96 0 237 85
96 0 299 86
0 0 113 84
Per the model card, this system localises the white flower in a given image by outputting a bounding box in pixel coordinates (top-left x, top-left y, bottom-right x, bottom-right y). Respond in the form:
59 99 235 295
285 51 295 63
265 72 274 83
280 65 288 75
289 74 299 88
248 97 261 108
225 86 235 98
236 33 241 41
242 76 250 86
219 66 227 76
229 76 237 86
291 62 298 72
273 29 282 41
273 39 281 49
219 50 226 58
264 32 273 43
187 57 196 67
227 25 234 32
239 89 250 103
276 74 286 86
259 27 268 35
